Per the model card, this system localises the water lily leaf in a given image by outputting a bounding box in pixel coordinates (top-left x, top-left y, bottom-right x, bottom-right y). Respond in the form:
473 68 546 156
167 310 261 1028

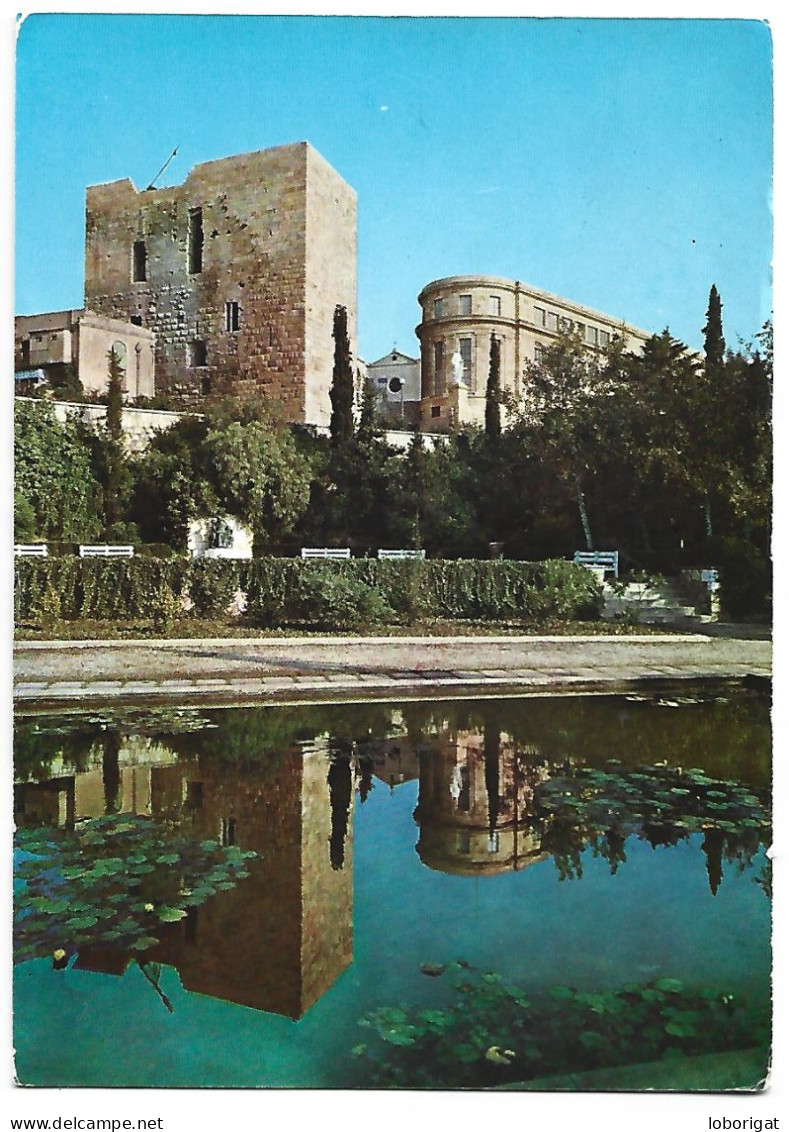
157 906 188 922
33 898 71 915
130 936 160 951
67 914 99 930
655 978 684 993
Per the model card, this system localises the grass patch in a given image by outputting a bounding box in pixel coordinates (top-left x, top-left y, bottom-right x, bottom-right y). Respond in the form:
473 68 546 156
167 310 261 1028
14 617 674 643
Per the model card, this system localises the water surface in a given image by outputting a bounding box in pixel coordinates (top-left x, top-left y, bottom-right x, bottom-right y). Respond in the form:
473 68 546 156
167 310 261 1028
13 682 771 1088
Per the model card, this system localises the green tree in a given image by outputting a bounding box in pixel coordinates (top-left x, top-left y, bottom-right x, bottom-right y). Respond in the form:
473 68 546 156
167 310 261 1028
702 284 726 377
203 420 312 550
14 399 103 541
485 333 501 440
514 327 610 551
329 305 355 448
130 416 218 547
102 347 132 533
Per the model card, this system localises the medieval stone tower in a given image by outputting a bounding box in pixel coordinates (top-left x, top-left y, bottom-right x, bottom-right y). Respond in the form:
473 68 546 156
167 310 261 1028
84 142 357 427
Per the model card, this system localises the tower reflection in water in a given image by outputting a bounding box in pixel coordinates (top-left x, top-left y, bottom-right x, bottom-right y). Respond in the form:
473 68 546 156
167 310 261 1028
14 730 356 1020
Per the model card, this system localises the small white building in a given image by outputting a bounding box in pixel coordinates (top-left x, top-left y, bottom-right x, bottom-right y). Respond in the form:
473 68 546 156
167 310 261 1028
365 348 421 426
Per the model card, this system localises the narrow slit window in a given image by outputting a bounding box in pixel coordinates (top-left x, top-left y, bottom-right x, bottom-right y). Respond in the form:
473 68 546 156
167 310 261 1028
224 301 240 332
189 340 207 367
188 207 204 274
132 241 147 282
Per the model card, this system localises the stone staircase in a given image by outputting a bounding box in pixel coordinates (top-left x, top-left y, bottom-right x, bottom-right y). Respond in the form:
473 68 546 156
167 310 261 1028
602 576 715 628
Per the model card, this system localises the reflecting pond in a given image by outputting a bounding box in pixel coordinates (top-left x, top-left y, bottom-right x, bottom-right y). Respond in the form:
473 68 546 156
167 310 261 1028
13 680 771 1089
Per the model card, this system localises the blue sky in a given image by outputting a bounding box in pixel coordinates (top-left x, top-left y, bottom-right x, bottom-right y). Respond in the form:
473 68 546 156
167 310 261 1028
15 14 773 360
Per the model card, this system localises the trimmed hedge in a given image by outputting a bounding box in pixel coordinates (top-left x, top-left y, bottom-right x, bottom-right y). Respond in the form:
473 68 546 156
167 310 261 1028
14 556 603 628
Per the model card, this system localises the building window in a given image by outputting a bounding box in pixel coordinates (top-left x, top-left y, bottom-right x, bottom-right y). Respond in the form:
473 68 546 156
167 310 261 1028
188 207 204 274
132 241 147 282
377 377 387 384
224 301 240 332
21 340 30 364
534 305 546 327
547 312 558 331
130 315 143 326
459 337 473 387
434 341 444 395
433 298 446 318
459 294 472 316
189 339 207 367
586 325 598 345
560 316 572 331
490 295 501 317
535 342 544 364
599 329 610 347
431 405 441 418
111 341 128 391
201 376 212 396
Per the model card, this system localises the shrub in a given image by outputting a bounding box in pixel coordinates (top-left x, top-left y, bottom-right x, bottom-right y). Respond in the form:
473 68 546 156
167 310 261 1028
291 567 393 630
14 556 603 629
189 561 241 619
135 543 179 560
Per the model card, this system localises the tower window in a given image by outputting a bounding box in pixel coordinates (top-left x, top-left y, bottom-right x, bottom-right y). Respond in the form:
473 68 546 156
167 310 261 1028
490 295 501 317
132 241 147 282
189 340 207 367
224 301 240 332
458 294 472 316
188 207 204 274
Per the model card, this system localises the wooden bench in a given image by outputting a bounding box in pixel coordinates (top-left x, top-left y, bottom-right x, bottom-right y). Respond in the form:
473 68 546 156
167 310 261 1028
573 550 619 578
377 549 426 560
79 545 135 558
300 547 351 560
14 544 48 557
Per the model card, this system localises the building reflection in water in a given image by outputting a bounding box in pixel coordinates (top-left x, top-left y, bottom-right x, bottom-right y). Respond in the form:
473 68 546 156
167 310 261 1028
14 731 354 1021
413 723 550 876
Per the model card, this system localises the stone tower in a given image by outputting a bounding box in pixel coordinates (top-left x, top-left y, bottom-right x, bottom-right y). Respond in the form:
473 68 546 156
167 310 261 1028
84 142 357 427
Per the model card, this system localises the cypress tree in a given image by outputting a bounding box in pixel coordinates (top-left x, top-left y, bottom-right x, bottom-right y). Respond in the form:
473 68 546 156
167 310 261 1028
702 284 725 376
485 333 501 439
106 347 124 441
104 347 127 531
329 305 354 447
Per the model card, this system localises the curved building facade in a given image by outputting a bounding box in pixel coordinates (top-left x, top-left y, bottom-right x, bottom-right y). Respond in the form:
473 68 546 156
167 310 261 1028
416 275 652 430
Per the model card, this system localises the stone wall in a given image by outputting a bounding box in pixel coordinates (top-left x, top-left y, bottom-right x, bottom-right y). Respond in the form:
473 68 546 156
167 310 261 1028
84 142 357 427
43 399 183 455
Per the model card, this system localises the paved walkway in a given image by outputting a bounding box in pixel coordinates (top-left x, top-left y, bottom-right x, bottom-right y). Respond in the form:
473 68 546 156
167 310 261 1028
13 631 772 706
